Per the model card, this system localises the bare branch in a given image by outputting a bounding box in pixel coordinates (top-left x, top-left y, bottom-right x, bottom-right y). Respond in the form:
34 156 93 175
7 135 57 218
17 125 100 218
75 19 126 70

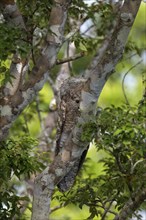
56 52 85 65
50 202 65 213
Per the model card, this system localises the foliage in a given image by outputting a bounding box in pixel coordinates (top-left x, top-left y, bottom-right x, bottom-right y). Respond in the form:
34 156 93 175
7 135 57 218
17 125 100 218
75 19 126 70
52 100 146 219
69 1 116 54
0 135 44 219
17 0 53 29
81 121 97 142
0 24 31 63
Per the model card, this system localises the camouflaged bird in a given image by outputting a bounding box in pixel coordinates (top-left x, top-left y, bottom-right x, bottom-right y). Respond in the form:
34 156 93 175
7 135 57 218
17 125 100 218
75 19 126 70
55 77 89 192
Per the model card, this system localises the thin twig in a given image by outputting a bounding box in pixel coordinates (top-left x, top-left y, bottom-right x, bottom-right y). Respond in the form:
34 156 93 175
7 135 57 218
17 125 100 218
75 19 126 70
50 202 65 213
64 15 89 42
101 199 115 220
122 60 142 106
81 24 94 37
86 202 117 216
115 153 126 174
123 52 138 61
56 52 85 65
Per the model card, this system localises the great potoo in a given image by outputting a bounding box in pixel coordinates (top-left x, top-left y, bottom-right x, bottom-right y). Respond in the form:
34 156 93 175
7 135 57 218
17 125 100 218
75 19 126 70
55 77 90 192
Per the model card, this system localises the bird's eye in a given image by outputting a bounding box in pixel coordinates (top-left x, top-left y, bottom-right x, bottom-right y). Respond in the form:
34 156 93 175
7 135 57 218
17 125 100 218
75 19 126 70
75 99 80 104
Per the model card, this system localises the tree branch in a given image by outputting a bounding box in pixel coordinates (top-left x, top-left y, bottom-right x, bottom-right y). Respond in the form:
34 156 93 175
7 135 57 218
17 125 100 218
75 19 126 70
114 187 146 220
56 52 85 65
0 1 30 139
85 0 142 100
32 148 85 220
0 1 27 98
0 0 71 141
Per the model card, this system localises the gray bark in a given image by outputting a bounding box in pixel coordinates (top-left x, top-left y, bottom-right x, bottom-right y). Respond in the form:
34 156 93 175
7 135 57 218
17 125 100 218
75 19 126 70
0 0 71 140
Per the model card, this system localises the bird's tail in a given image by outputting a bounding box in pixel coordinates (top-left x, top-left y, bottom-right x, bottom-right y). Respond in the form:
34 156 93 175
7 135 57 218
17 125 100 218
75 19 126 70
57 147 89 192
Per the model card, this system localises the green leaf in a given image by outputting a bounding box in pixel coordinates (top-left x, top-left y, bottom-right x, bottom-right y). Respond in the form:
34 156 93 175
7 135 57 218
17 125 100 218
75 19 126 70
79 42 87 52
113 129 122 136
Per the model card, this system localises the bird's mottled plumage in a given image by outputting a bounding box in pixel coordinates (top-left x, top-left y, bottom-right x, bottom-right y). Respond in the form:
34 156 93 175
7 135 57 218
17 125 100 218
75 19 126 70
55 78 89 192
